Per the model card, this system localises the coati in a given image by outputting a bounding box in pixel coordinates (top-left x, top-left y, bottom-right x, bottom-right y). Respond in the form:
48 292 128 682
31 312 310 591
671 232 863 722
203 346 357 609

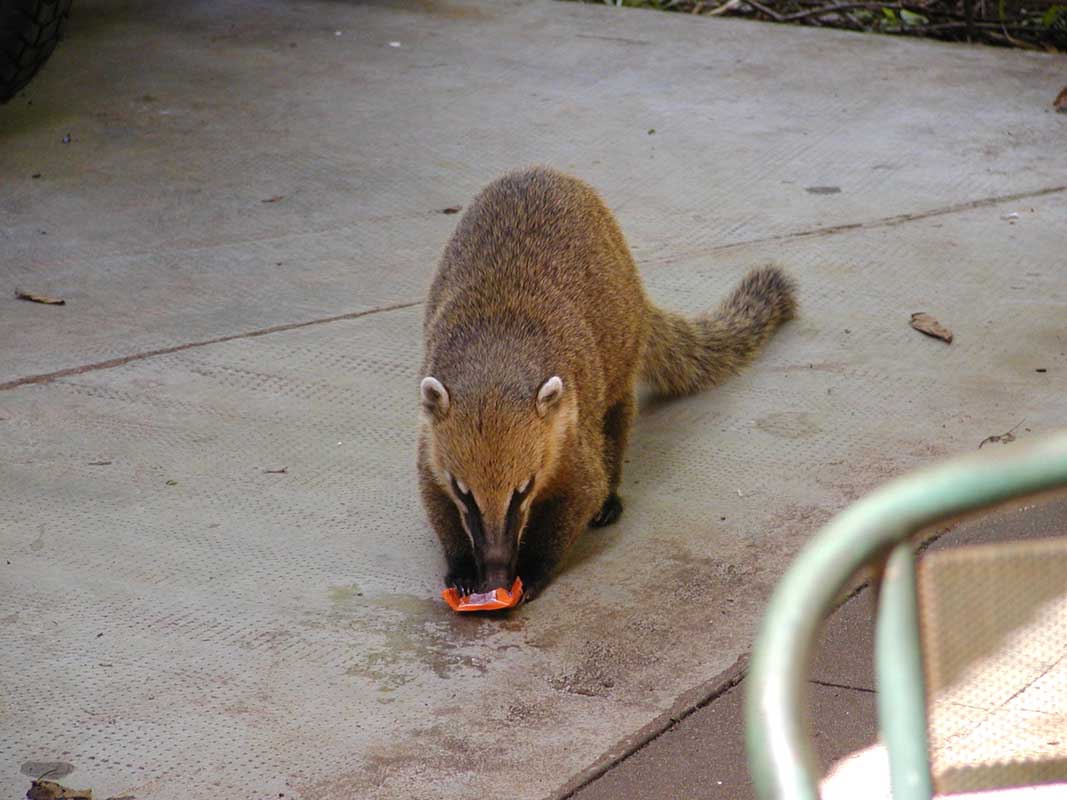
417 167 796 602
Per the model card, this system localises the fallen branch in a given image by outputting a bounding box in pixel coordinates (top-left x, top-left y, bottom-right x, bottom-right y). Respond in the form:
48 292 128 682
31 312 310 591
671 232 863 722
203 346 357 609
741 0 786 20
706 0 742 14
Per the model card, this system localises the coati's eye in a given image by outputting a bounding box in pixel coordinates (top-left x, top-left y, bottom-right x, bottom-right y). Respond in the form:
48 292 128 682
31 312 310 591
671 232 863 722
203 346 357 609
449 474 482 522
447 472 471 501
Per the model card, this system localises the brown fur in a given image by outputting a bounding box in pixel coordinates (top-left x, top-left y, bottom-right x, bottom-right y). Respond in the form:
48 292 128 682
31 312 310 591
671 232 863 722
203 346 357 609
418 167 796 600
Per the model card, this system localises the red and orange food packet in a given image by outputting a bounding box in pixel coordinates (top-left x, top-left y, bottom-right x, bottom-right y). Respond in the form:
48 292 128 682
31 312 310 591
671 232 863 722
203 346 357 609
441 577 523 612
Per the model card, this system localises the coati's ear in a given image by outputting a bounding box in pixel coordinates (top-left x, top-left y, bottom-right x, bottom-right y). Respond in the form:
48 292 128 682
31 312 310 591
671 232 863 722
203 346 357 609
536 375 564 418
420 376 450 419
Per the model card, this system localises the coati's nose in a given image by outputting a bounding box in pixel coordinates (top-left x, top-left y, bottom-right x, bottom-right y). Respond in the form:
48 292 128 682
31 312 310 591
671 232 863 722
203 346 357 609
481 562 513 592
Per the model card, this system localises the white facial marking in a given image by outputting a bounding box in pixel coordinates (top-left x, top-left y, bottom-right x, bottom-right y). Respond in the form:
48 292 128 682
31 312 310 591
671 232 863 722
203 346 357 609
518 478 530 494
456 513 475 550
445 472 476 548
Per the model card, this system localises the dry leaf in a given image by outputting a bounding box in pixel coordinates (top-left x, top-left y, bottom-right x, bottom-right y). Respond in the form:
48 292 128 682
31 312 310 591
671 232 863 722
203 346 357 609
25 781 132 800
15 289 65 306
910 312 953 343
88 460 112 466
1054 86 1067 114
27 780 93 800
261 195 285 203
979 420 1024 449
978 431 1015 448
263 467 288 474
441 206 462 214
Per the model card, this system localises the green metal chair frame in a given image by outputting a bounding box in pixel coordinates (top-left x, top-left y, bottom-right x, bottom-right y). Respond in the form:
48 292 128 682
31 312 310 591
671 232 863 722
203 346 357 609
745 433 1067 800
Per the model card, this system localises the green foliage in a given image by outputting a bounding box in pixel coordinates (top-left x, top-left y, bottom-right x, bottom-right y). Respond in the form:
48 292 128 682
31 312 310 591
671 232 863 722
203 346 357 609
1041 5 1066 27
571 0 1067 50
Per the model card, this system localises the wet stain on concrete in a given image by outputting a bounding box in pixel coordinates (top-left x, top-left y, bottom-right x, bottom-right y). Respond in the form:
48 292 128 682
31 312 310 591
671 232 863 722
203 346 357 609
327 583 363 604
549 640 624 697
765 502 832 550
20 761 75 779
323 587 522 694
756 410 823 439
296 723 508 797
544 540 764 699
503 700 553 724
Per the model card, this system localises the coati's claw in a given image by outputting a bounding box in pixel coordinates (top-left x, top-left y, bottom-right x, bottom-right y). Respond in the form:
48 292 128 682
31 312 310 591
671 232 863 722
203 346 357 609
590 492 623 528
446 570 478 597
518 572 544 603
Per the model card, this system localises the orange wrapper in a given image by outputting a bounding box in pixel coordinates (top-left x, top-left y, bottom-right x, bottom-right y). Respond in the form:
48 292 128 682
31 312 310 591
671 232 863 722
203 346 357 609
441 577 523 612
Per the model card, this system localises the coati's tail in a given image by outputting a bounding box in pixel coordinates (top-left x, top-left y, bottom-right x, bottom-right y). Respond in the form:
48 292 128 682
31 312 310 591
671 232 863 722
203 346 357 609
641 265 797 396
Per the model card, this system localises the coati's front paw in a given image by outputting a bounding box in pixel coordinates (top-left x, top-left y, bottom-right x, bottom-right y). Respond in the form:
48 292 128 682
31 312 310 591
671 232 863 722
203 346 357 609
445 567 478 597
520 581 543 604
518 570 548 604
590 492 623 528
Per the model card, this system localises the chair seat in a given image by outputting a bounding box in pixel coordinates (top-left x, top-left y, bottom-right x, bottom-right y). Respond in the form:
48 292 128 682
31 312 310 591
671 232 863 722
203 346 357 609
919 538 1067 794
823 744 1067 799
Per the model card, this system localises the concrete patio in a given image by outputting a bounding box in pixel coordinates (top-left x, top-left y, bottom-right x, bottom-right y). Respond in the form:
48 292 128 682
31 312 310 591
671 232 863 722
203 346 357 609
1 1 1064 798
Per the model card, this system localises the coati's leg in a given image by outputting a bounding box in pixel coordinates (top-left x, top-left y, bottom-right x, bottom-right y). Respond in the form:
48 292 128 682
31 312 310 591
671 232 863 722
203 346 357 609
518 452 607 602
591 393 636 528
518 493 600 601
418 444 477 594
425 482 478 594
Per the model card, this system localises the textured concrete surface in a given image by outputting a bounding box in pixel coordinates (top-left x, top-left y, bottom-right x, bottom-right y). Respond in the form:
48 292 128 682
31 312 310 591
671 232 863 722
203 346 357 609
570 672 878 800
4 0 1067 386
2 1 1066 799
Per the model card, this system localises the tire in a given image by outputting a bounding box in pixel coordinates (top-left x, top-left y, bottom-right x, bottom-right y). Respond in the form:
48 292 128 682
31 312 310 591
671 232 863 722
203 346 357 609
0 0 73 103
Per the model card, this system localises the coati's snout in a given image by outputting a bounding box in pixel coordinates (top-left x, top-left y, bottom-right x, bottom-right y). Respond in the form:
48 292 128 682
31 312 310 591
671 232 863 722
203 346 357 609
447 465 532 592
419 373 575 594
